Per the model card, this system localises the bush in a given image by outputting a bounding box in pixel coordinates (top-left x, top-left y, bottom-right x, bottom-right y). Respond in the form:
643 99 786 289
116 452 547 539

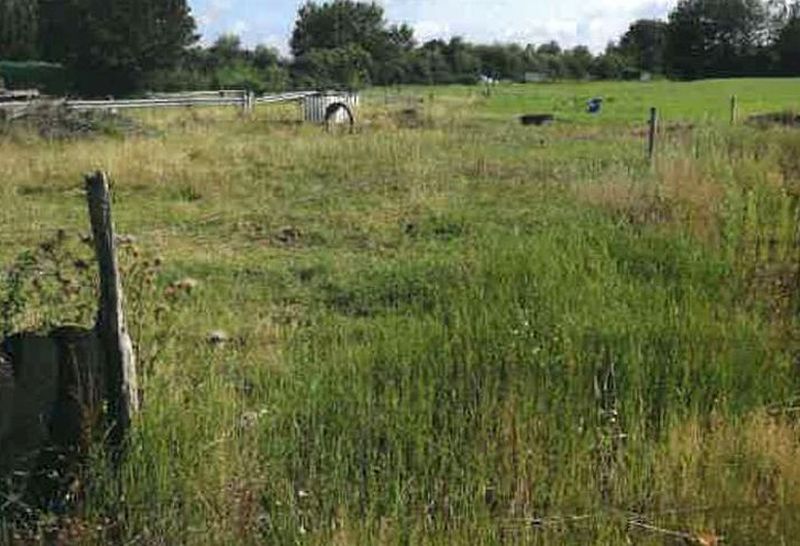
140 69 213 93
212 62 289 93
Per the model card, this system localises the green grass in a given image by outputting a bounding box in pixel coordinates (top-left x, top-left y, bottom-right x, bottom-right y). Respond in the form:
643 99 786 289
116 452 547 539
3 79 800 544
380 79 800 125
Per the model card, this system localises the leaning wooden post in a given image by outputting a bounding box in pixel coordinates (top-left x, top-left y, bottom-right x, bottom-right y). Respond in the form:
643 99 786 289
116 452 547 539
85 172 138 458
648 107 658 164
730 95 738 125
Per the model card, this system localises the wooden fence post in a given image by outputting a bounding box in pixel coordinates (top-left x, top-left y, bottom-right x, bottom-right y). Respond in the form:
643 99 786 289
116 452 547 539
730 95 738 125
85 171 138 457
648 107 658 164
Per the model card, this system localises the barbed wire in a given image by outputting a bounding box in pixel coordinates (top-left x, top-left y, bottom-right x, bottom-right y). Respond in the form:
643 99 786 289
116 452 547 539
500 501 798 543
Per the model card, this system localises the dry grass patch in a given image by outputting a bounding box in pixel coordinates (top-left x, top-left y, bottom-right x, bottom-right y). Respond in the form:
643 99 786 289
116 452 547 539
576 157 727 244
655 411 800 511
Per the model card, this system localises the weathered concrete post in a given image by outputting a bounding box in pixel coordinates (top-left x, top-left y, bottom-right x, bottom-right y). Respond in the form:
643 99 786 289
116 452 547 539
85 171 138 457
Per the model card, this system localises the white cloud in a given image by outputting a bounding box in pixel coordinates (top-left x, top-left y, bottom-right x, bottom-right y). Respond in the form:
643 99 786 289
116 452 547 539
190 0 678 54
231 19 250 35
378 0 678 51
257 34 291 55
195 0 235 32
413 20 453 43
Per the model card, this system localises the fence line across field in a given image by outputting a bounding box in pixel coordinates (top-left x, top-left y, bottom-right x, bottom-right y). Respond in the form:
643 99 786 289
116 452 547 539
0 90 359 124
65 91 317 111
66 96 245 110
144 89 247 99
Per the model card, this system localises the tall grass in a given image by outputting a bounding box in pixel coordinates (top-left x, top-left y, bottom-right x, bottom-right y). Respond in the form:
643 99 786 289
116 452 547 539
2 81 800 544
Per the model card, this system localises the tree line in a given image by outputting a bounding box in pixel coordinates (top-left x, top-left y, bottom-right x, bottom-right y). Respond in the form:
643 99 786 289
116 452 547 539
1 0 800 96
1 0 196 94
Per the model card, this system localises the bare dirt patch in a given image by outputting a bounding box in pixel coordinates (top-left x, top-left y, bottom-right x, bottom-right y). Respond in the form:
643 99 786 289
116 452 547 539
747 111 800 129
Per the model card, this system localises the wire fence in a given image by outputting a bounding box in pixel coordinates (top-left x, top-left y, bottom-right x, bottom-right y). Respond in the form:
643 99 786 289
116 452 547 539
494 499 800 543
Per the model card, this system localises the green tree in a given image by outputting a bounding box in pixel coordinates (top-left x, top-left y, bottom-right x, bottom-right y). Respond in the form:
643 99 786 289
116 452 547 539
253 45 280 69
370 23 415 84
537 41 562 56
290 1 414 86
775 2 800 74
38 0 77 63
666 0 770 79
39 0 197 95
293 44 372 89
527 41 567 79
563 46 593 79
412 37 481 84
0 0 39 60
291 0 384 55
418 40 452 83
619 19 668 74
208 34 244 67
591 50 630 80
474 44 525 80
443 37 480 83
213 61 287 93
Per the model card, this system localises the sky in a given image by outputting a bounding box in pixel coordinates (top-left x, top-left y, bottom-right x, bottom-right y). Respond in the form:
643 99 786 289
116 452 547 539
190 0 679 56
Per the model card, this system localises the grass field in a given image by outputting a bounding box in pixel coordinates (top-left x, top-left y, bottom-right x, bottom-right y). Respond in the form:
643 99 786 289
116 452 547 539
2 78 800 544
